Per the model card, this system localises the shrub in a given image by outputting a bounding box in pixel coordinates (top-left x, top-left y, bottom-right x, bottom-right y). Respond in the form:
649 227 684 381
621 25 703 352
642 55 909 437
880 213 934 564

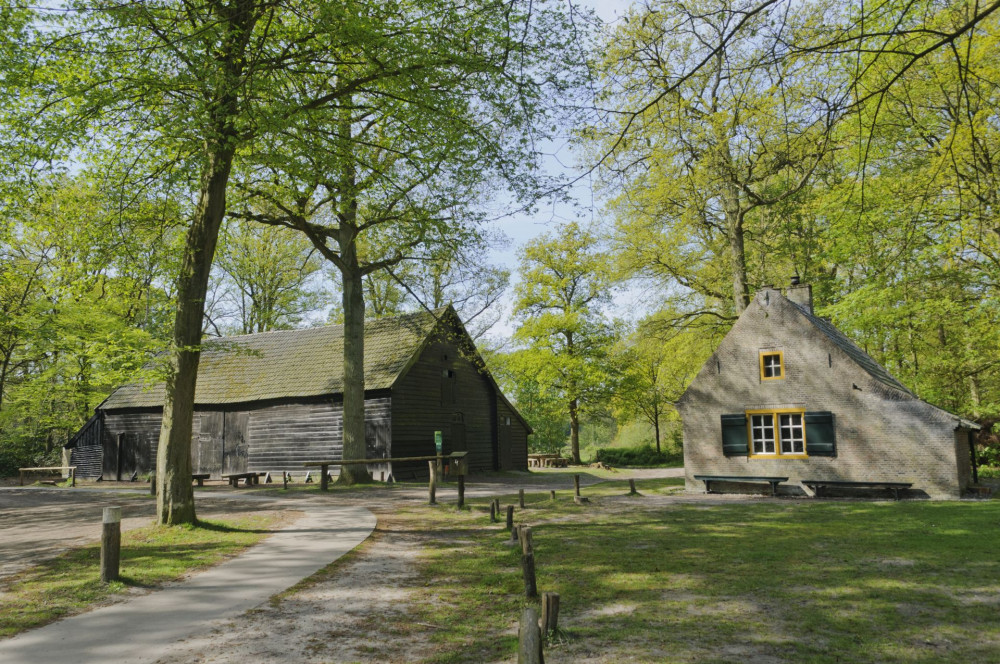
593 445 681 467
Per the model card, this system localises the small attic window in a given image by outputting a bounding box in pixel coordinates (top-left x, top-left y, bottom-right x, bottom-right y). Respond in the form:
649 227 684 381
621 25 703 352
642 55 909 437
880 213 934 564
760 351 784 380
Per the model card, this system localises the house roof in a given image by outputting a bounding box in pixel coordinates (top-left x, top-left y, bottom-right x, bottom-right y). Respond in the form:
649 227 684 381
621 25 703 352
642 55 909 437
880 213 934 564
786 300 916 397
779 289 977 429
101 307 449 409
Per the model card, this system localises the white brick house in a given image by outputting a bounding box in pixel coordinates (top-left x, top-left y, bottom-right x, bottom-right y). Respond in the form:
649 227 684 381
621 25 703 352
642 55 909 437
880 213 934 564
677 283 979 499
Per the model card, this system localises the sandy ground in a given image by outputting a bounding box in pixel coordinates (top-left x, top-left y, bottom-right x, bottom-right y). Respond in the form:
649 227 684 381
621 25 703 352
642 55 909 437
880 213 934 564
2 468 689 663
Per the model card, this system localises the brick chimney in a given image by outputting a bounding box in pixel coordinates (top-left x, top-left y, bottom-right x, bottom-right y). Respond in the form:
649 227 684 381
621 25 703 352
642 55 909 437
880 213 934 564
786 276 813 314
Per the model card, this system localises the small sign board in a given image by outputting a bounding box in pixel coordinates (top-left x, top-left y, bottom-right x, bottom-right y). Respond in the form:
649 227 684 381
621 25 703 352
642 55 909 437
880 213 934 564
434 430 443 455
451 451 469 476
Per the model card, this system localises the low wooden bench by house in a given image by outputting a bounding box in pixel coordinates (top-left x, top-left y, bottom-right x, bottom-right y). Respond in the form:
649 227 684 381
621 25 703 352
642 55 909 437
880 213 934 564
693 475 789 497
222 472 262 488
191 473 211 487
803 479 913 501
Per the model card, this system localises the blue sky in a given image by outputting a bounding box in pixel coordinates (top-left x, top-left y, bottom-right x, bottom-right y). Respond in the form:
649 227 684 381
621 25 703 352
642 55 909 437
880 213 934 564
485 0 645 340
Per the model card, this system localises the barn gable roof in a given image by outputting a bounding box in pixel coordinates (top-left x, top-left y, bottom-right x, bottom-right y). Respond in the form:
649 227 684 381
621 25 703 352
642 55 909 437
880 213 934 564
101 307 450 409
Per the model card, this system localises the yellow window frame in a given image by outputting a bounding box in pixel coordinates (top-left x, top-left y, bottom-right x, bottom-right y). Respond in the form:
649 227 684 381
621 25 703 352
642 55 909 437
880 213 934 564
745 408 808 459
759 350 784 381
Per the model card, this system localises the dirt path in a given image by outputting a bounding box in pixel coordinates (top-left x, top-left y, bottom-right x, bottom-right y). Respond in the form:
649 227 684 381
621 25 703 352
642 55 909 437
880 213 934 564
2 468 686 662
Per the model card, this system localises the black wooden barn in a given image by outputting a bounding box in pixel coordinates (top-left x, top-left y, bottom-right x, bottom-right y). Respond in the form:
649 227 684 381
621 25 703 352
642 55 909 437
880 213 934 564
66 306 531 480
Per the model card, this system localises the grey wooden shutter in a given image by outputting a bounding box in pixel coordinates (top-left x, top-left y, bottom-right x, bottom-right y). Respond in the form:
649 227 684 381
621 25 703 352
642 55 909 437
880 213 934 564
721 414 748 456
805 411 836 457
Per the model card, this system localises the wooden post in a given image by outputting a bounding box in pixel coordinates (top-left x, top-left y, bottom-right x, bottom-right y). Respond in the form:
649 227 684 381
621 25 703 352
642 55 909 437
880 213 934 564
574 474 580 497
320 464 329 491
629 479 638 495
428 460 438 505
510 522 520 544
100 506 122 583
518 607 543 664
519 488 525 508
540 592 560 638
521 541 537 598
149 473 156 496
70 467 76 488
520 525 533 555
283 471 289 489
549 490 556 501
457 476 465 509
489 500 497 522
506 505 515 531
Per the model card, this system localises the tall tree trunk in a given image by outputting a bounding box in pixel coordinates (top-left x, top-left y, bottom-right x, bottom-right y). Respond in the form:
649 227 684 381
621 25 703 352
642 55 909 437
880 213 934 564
653 410 661 454
154 0 256 525
569 398 580 464
338 246 371 484
336 105 371 485
157 147 234 525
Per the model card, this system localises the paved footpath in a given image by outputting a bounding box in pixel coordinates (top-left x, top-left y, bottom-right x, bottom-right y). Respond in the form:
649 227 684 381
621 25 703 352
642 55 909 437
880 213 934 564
0 500 375 664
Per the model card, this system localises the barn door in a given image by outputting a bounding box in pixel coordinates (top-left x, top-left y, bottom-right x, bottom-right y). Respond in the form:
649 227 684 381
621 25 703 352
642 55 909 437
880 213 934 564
450 412 467 453
102 432 121 480
223 411 250 475
499 417 513 470
197 412 224 477
119 434 143 478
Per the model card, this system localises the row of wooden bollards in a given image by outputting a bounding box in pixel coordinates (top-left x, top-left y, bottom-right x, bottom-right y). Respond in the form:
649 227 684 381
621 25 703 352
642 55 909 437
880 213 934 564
506 475 642 663
489 495 561 664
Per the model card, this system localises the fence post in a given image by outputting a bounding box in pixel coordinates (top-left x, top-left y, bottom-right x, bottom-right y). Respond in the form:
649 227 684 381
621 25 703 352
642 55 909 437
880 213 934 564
428 460 437 505
149 473 156 496
101 506 122 583
574 474 580 498
490 500 497 522
520 525 537 598
519 488 525 508
518 607 543 664
506 505 515 531
320 464 330 491
457 476 465 509
550 490 556 501
629 479 638 495
540 592 560 638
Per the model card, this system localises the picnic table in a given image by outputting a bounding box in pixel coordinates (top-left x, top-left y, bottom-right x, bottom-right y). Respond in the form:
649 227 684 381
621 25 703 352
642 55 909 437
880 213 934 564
528 454 568 468
222 472 262 488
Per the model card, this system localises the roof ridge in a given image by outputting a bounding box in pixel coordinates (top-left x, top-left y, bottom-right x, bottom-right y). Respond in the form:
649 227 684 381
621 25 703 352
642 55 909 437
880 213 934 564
784 297 915 397
204 306 448 343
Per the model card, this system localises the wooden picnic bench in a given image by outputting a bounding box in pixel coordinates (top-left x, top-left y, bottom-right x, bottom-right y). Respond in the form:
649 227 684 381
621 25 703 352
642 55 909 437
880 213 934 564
528 454 569 468
191 473 211 487
19 466 76 488
803 479 913 501
693 475 789 497
222 472 263 488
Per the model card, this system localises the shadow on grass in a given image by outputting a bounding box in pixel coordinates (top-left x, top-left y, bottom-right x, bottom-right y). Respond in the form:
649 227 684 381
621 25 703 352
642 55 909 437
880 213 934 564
406 500 1000 664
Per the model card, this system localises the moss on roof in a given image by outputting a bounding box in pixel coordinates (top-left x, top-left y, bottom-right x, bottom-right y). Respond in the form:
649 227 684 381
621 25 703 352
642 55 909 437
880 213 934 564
101 308 446 409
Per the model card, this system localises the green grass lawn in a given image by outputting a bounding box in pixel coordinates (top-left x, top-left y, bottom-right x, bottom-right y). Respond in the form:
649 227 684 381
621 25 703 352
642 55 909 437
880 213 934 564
393 479 1000 663
0 513 281 639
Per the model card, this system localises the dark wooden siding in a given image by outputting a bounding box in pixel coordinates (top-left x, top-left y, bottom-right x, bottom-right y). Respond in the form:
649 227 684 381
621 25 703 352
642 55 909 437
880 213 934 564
80 397 392 480
69 413 104 478
496 399 529 470
101 410 164 479
245 396 391 475
390 333 497 477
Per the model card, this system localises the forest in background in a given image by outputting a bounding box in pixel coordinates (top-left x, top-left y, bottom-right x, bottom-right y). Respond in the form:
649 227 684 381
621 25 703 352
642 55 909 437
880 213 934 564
1 0 998 474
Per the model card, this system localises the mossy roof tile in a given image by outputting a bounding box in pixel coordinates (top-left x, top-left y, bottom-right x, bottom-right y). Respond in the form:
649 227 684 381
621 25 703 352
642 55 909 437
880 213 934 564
101 308 445 409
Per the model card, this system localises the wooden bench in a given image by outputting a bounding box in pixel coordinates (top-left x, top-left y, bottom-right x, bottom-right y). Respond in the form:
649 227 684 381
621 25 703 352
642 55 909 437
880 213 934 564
803 479 913 501
19 466 76 488
222 472 261 488
693 475 788 497
191 473 211 487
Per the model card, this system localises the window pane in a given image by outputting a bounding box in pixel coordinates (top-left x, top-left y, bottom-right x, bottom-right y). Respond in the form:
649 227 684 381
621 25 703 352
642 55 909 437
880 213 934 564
750 414 775 454
779 413 804 454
